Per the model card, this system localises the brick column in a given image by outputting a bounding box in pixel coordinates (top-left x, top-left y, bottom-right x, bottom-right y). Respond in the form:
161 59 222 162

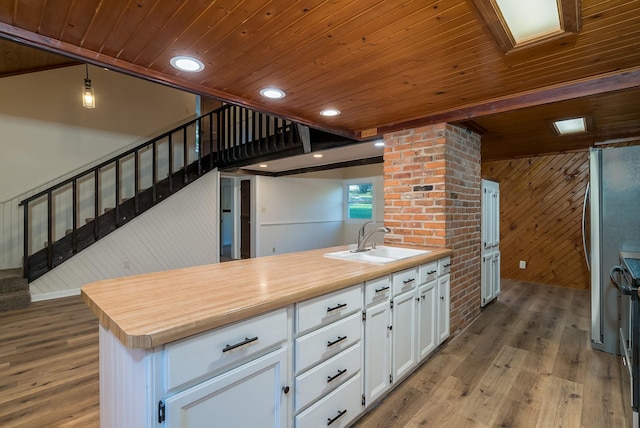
383 123 482 334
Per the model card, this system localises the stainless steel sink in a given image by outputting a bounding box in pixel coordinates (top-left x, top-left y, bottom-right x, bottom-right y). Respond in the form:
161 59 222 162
324 246 430 264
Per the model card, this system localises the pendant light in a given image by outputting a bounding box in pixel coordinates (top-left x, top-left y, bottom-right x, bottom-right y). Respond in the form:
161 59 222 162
82 64 95 109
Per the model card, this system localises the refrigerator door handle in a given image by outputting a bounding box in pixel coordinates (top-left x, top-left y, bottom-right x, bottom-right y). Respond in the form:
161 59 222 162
582 182 590 271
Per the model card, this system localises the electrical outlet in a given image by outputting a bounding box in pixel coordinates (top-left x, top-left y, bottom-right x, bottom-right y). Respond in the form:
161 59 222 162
272 247 276 253
519 260 526 269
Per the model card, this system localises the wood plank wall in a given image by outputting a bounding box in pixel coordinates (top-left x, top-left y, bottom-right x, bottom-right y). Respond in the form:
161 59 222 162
481 152 590 289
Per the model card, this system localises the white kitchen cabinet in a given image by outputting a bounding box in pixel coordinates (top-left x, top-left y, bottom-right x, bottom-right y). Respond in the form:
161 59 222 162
164 347 289 427
391 287 417 382
417 280 437 361
482 250 501 307
364 298 391 404
294 284 363 423
481 179 500 307
437 273 450 343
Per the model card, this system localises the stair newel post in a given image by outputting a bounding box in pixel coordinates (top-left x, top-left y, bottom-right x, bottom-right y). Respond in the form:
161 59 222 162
258 112 264 155
209 112 215 170
196 117 202 176
72 180 78 253
115 159 121 227
94 168 99 241
183 126 189 184
168 133 173 193
152 140 157 203
134 150 140 215
22 200 29 279
46 190 53 270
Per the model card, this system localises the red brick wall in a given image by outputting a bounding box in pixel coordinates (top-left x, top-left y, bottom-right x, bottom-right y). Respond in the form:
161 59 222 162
383 123 481 334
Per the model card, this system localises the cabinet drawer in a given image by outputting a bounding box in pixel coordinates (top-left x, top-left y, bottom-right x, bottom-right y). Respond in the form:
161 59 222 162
165 308 288 392
296 285 362 334
392 267 418 296
364 275 391 307
438 257 452 276
419 261 438 284
295 372 362 428
295 342 362 411
296 312 361 373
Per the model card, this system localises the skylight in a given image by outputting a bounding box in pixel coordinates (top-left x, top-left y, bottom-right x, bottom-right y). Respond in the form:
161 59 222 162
495 0 561 43
553 117 587 135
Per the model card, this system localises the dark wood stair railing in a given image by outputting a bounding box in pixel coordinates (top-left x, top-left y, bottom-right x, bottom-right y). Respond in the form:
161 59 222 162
18 105 311 282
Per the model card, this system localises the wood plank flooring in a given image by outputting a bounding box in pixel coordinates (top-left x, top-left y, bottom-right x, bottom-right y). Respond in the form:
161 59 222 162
354 279 631 428
0 279 631 427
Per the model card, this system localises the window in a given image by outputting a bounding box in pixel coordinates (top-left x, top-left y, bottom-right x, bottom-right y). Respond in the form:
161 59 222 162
346 181 373 220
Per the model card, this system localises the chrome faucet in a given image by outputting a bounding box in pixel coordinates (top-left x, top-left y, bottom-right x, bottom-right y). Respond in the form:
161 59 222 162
354 221 391 252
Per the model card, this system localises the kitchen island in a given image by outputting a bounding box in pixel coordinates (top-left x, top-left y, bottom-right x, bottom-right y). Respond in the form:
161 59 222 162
82 244 452 427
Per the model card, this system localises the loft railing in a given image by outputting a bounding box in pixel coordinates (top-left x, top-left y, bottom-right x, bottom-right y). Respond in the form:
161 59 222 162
18 105 306 281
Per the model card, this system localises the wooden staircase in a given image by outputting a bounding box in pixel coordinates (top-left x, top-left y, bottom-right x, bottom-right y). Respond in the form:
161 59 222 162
0 269 30 312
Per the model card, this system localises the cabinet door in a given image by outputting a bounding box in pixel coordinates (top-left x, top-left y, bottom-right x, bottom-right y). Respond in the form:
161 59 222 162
481 253 492 307
417 281 437 361
437 274 450 344
492 251 501 300
391 289 417 382
364 300 391 405
165 348 289 428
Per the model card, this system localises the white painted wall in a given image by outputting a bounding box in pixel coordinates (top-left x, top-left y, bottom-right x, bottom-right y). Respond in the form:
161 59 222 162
254 165 385 257
30 171 218 300
0 65 197 269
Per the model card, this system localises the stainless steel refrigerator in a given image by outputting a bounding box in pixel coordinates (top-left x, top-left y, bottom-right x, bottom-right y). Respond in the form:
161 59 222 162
589 145 640 354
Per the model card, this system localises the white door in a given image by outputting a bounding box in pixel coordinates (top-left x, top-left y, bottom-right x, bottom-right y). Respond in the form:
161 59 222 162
165 348 289 428
364 300 391 405
481 179 500 307
438 274 450 344
391 289 417 382
417 281 437 361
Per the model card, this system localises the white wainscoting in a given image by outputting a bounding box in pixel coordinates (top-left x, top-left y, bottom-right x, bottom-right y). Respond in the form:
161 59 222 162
30 171 219 300
258 221 344 257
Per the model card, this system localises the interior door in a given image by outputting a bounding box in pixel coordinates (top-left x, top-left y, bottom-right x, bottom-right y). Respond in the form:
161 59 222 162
240 179 251 259
220 178 233 259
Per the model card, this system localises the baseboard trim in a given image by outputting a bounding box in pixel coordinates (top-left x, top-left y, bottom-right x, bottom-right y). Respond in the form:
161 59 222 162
31 288 81 302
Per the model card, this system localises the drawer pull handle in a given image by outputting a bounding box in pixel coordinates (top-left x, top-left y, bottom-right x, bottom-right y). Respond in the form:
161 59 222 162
375 286 390 293
403 278 415 284
327 368 347 383
327 335 347 347
327 303 347 313
444 263 451 268
222 336 258 353
327 409 347 426
428 270 436 275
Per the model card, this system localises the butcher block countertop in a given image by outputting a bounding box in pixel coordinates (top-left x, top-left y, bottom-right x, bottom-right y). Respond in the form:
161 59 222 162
81 245 452 349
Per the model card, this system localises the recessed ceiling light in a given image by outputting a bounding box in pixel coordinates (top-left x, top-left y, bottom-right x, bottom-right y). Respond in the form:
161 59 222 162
553 117 587 135
170 56 205 72
259 164 268 168
374 141 385 147
313 154 323 158
260 88 286 99
494 0 561 43
320 109 341 117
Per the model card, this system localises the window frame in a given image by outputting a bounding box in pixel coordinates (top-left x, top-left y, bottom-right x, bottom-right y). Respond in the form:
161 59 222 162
344 178 376 223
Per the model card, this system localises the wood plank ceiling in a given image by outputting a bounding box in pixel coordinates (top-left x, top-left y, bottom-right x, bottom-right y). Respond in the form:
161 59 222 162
0 0 639 160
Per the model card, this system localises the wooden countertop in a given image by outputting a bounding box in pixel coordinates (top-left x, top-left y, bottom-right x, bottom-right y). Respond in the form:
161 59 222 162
81 245 452 349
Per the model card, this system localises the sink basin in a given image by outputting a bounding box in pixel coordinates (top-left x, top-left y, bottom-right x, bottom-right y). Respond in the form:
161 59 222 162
324 246 430 264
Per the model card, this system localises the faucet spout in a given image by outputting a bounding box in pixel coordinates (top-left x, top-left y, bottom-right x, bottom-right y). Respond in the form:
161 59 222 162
354 224 391 252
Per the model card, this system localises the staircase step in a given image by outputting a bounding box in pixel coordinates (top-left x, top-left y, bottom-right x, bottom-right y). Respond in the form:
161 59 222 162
0 271 28 294
0 289 31 312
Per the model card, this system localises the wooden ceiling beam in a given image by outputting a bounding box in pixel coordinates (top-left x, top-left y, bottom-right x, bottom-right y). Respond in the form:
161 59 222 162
375 66 640 137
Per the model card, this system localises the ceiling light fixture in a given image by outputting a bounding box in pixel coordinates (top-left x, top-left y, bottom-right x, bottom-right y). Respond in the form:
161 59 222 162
82 64 95 109
170 56 205 72
374 141 385 147
320 109 340 117
313 154 323 158
553 117 587 135
260 88 286 99
259 164 268 168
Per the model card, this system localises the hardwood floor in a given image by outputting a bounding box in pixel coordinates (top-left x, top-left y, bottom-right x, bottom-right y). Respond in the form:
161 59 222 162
0 280 630 427
354 279 631 428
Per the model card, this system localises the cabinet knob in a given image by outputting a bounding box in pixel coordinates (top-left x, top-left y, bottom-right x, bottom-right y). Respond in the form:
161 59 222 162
282 386 290 394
